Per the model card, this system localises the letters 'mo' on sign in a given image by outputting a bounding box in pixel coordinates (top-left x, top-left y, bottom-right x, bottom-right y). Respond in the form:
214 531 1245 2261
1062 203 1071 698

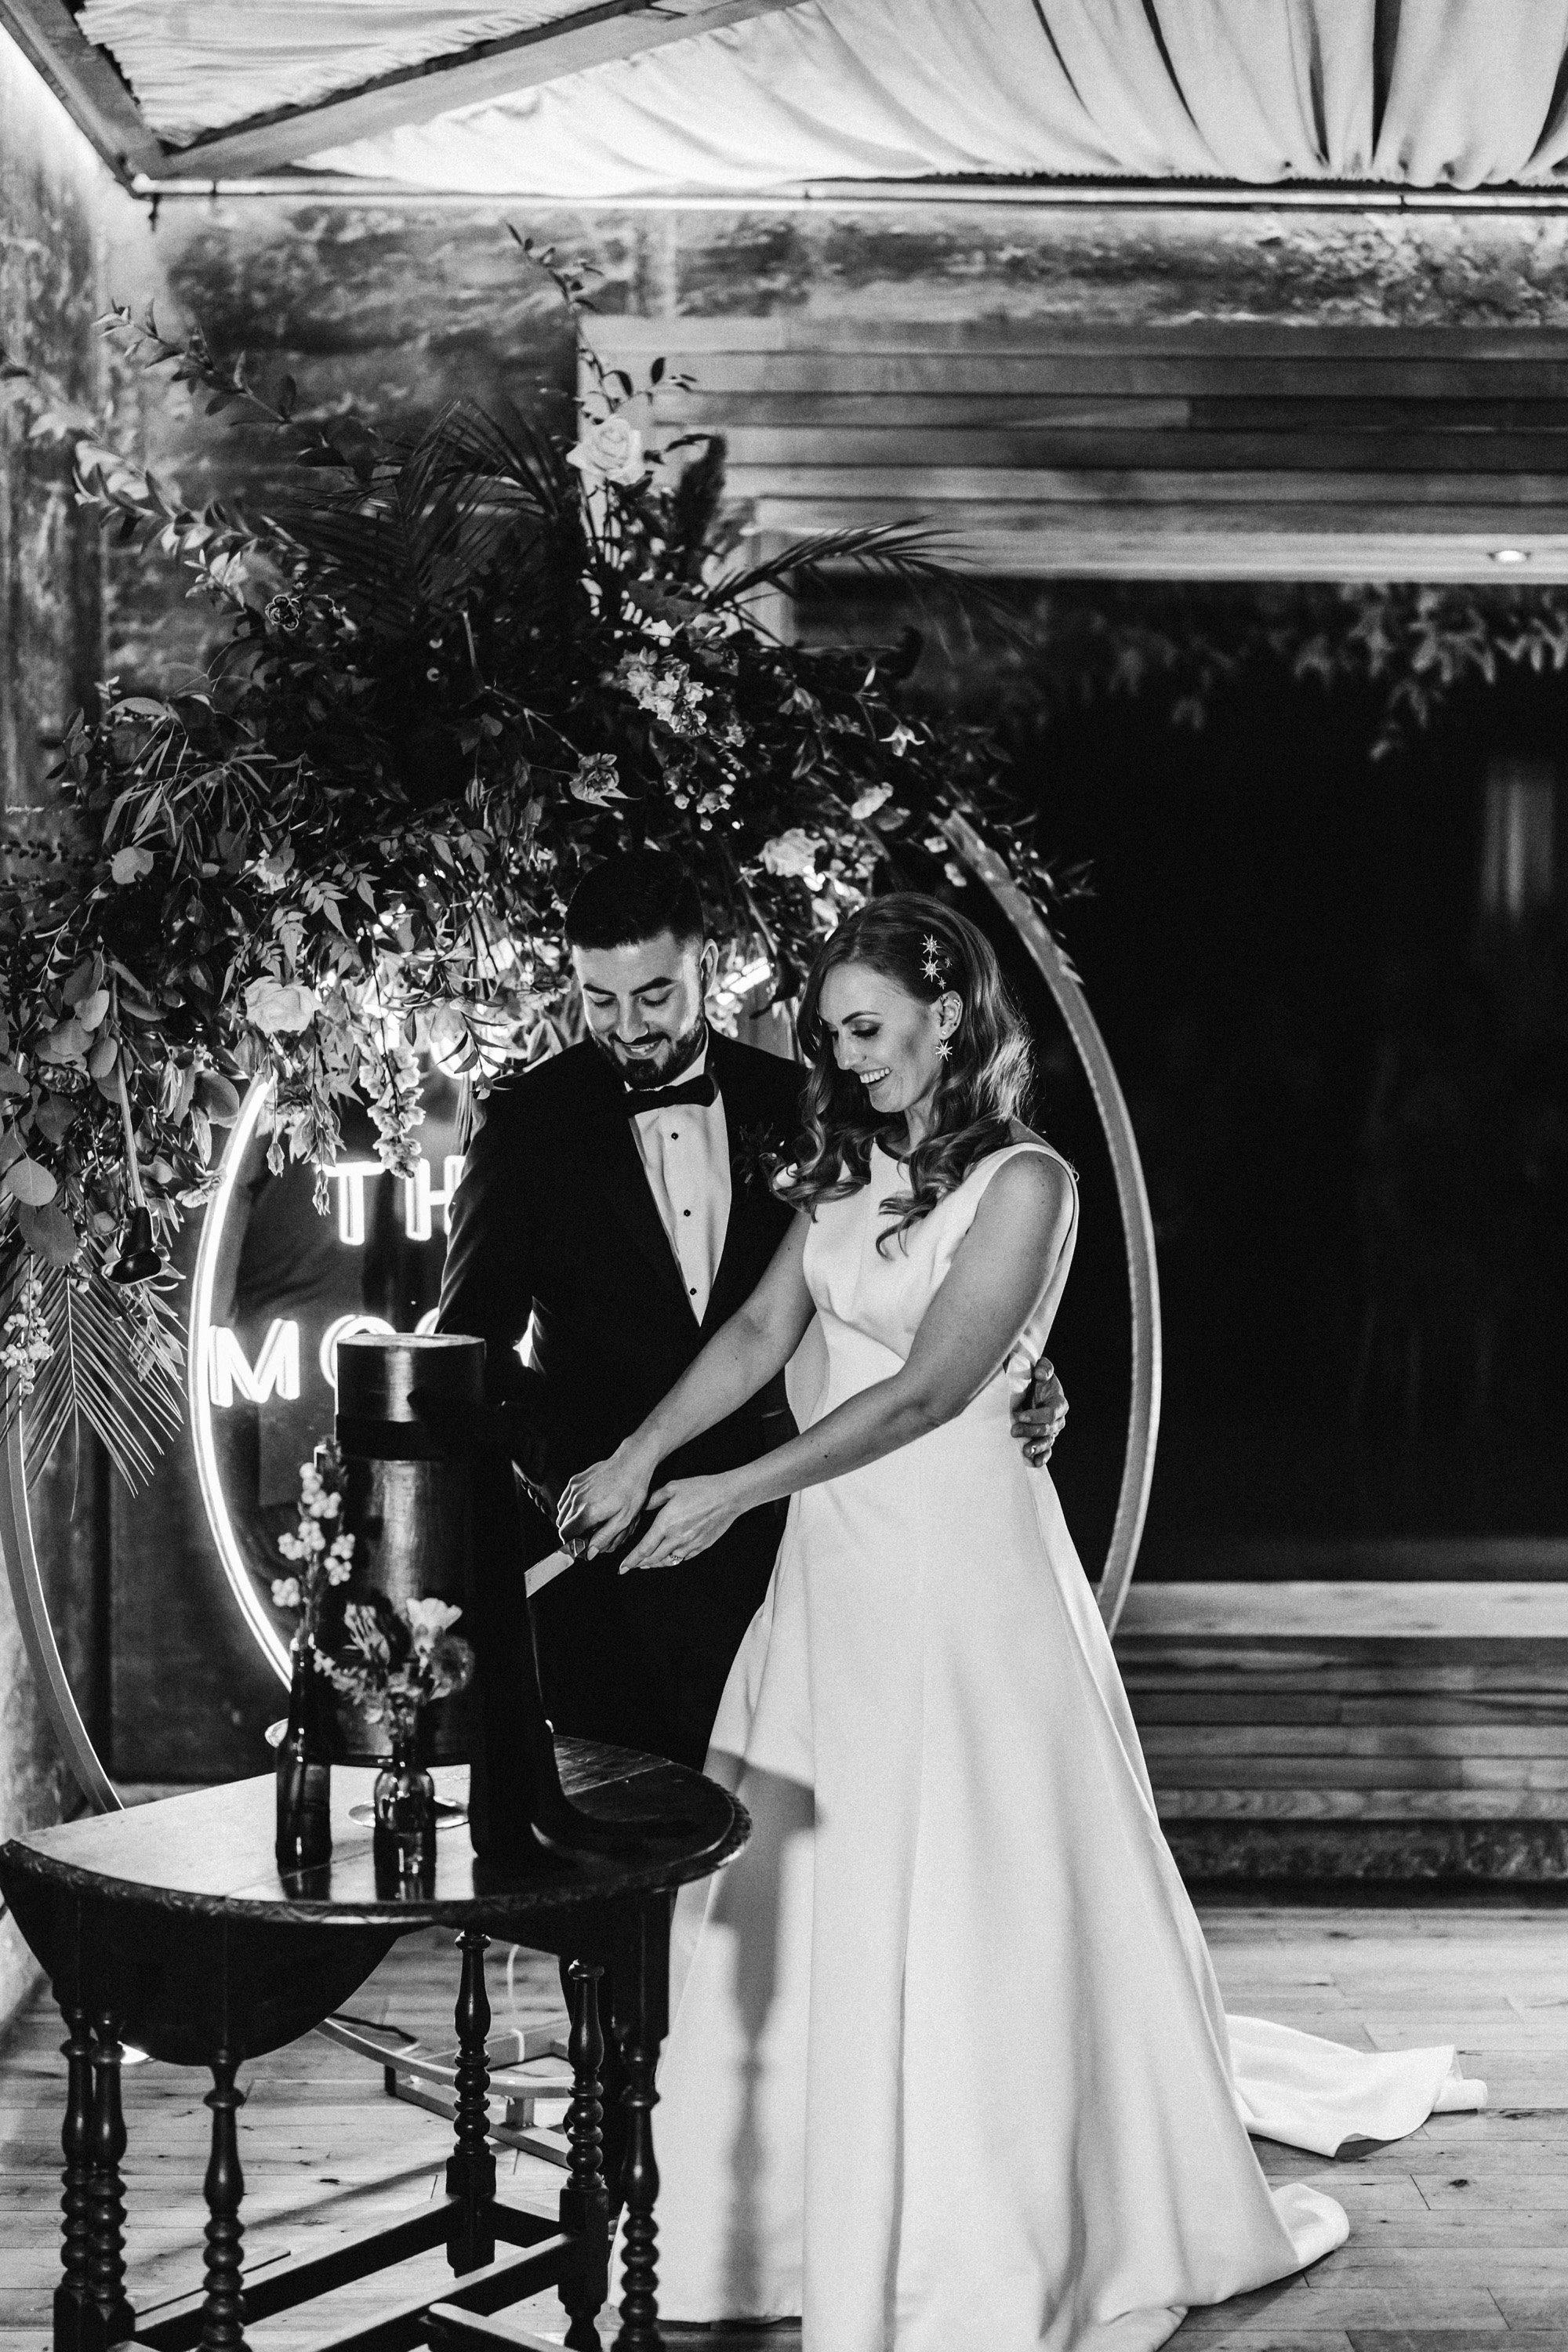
202 1310 441 1406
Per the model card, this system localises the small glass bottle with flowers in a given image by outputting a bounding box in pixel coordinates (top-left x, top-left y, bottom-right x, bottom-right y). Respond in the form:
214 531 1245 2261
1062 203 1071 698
271 1441 356 1872
323 1595 474 1888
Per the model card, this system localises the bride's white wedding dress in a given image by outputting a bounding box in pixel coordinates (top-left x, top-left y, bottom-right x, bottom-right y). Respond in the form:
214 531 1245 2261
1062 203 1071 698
648 1138 1483 2352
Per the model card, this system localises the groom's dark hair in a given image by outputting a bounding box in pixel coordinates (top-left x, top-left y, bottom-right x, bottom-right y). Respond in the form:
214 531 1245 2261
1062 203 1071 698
564 851 706 953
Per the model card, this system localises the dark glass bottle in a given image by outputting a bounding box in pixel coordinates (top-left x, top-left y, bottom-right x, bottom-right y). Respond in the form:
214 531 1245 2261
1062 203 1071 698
274 1632 333 1872
372 1700 437 1887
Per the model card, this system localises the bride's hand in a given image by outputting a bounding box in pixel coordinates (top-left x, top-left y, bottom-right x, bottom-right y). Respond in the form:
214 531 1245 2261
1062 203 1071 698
557 1441 655 1559
620 1474 744 1575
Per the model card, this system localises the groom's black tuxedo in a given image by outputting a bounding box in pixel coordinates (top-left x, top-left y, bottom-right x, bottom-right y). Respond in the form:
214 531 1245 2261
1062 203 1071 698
437 1033 802 1774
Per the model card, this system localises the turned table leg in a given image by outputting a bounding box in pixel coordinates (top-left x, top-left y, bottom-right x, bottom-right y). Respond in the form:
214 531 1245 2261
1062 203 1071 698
560 1961 609 2352
85 2011 136 2352
201 2049 246 2352
53 2001 94 2352
445 1928 496 2274
614 1903 670 2352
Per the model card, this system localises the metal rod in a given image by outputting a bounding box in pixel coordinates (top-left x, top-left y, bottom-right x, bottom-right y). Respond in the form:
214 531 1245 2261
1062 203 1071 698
127 175 1568 215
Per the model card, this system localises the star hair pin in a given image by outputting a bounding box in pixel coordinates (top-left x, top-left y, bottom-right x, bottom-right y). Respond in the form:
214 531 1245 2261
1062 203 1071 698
921 933 947 984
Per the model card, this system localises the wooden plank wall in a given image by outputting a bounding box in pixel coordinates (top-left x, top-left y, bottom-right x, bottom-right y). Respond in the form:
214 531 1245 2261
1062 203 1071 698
587 317 1568 581
1115 1589 1568 1879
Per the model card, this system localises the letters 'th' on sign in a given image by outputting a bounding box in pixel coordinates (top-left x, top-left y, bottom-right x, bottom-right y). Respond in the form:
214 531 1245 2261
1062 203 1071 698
329 1156 466 1246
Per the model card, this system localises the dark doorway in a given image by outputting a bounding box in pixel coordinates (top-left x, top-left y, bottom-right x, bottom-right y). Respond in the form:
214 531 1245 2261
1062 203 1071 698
1021 659 1568 1581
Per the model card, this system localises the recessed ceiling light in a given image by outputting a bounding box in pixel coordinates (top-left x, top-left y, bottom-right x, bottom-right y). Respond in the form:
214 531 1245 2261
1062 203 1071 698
1490 547 1530 565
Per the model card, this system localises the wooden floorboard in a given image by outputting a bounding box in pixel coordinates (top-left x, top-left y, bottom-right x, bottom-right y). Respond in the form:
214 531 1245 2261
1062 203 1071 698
2 1907 1568 2349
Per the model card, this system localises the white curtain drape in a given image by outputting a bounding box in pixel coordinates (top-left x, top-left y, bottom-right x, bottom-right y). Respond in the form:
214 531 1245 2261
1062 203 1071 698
76 0 590 144
78 0 1568 194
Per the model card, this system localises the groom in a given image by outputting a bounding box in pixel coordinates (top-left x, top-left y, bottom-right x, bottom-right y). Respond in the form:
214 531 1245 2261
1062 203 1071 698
439 851 806 1777
439 848 1069 1777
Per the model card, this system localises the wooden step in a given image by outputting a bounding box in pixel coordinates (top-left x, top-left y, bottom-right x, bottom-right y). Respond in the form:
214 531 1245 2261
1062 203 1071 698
1117 1584 1568 1639
1115 1583 1568 1856
1138 1725 1568 1760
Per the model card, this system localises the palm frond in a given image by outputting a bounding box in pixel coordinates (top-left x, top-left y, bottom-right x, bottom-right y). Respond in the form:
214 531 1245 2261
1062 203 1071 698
426 400 572 522
276 399 571 633
709 520 956 604
707 521 1030 646
21 1260 185 1494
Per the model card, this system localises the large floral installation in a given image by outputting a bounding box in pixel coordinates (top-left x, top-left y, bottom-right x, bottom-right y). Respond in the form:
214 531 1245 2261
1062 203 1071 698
0 249 1055 1484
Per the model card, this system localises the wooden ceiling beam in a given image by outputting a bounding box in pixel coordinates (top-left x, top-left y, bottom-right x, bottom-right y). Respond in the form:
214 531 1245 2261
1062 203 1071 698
0 0 165 184
146 0 804 183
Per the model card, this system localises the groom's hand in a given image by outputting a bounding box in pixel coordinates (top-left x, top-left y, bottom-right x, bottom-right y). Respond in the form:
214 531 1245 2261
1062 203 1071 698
1011 1356 1068 1467
557 1440 655 1559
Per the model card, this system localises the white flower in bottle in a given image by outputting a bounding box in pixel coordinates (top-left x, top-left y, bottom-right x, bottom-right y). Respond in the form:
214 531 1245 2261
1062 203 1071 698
402 1595 464 1653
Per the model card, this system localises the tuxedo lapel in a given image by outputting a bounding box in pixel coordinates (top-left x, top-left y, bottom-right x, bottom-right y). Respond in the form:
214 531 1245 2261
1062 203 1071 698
579 1055 693 1316
702 1036 796 1334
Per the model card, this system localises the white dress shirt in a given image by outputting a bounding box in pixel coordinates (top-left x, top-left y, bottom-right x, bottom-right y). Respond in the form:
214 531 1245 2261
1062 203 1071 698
626 1046 731 1323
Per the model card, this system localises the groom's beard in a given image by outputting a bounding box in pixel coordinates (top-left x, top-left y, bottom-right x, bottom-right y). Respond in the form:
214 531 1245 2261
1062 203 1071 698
594 1013 709 1093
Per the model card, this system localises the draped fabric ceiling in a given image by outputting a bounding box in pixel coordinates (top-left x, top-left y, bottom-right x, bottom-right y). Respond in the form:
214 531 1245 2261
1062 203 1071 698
78 0 1568 196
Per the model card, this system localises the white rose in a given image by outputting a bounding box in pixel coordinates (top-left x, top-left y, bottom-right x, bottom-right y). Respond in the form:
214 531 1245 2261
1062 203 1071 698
851 784 892 819
245 976 321 1035
567 413 646 488
761 828 822 884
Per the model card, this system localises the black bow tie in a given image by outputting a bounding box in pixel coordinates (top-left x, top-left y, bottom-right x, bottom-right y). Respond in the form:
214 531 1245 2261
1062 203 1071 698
624 1073 717 1116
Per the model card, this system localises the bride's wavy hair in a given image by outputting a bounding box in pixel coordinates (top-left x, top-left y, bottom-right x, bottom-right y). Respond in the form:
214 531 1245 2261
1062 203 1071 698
776 892 1034 1249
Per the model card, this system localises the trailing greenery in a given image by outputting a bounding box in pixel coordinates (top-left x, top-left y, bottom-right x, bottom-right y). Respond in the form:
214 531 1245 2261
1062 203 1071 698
0 249 1051 1482
907 579 1568 756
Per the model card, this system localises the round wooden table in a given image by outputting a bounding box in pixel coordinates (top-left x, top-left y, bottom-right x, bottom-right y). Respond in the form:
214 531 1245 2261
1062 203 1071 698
0 1737 748 2352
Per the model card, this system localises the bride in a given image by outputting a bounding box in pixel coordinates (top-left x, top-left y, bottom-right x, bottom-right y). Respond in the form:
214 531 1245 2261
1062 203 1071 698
557 891 1481 2352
